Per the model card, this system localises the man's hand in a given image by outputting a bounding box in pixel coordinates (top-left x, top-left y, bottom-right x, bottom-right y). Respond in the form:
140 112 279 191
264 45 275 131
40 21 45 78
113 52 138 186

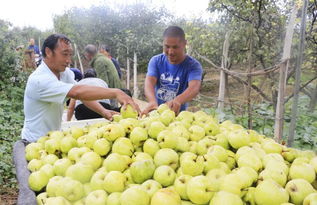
166 99 182 115
141 101 158 116
101 109 119 121
115 89 141 114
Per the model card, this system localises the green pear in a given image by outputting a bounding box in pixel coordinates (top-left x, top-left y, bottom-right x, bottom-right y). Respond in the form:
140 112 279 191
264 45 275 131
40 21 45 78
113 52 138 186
65 162 94 184
120 185 150 205
148 121 166 139
207 145 228 162
174 175 192 200
188 125 205 141
143 138 160 157
209 191 243 205
28 170 49 192
93 138 111 156
289 162 316 183
153 165 176 187
254 179 289 205
130 127 148 147
186 175 214 204
259 168 287 187
107 192 121 205
151 188 181 205
303 193 317 205
206 168 226 192
36 192 48 205
285 179 316 205
112 137 134 156
103 171 127 193
55 177 85 202
130 160 155 183
141 179 162 197
227 129 251 149
154 148 179 170
27 159 43 172
160 109 176 126
79 151 102 170
237 153 262 172
121 104 138 119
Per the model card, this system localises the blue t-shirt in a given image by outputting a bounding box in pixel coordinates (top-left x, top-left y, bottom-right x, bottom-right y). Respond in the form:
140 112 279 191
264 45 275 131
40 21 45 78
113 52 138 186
147 54 203 111
28 45 40 55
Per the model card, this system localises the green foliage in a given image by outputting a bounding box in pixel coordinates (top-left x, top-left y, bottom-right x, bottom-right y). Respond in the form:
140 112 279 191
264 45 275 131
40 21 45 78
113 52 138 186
0 20 29 188
53 3 170 72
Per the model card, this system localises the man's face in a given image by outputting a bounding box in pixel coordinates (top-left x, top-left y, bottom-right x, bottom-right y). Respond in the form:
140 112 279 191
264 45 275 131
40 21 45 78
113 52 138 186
30 39 35 45
163 37 186 64
46 39 73 73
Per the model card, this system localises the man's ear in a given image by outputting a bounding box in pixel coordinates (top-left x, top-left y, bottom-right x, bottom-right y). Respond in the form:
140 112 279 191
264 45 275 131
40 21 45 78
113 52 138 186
45 47 53 58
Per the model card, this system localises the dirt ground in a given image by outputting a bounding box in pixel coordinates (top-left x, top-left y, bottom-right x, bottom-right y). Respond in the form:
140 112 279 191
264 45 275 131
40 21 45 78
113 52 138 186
0 187 18 205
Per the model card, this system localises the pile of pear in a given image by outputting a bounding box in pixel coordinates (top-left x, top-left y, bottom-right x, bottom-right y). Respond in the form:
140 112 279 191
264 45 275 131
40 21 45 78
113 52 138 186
25 104 317 205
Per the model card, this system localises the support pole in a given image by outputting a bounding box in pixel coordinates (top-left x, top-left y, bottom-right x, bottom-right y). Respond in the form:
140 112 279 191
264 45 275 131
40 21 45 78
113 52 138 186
274 5 298 142
288 0 308 146
217 31 231 111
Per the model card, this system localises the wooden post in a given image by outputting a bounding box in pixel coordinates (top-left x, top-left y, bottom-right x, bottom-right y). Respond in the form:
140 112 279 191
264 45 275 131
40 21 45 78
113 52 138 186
127 57 130 89
247 26 253 129
218 31 230 111
288 0 308 146
274 5 298 142
74 43 84 74
133 51 139 98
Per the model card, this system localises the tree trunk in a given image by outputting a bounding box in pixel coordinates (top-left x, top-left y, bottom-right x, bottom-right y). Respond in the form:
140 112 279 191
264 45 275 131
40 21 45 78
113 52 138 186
309 82 317 111
133 52 139 98
126 57 130 89
288 0 308 146
247 27 253 129
274 5 298 142
218 31 230 111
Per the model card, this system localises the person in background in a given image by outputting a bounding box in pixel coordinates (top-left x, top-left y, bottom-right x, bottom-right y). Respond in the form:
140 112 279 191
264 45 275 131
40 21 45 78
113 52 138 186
84 44 122 89
142 26 203 115
99 44 122 79
67 68 121 121
27 38 40 55
85 44 123 107
70 67 83 82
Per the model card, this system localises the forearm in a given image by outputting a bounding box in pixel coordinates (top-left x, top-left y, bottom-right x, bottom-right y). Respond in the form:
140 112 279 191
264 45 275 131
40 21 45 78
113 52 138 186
68 85 120 101
144 77 157 104
67 99 76 121
175 82 201 104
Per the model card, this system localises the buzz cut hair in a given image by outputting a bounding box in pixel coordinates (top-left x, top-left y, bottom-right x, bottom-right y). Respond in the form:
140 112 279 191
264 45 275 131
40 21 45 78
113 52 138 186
84 44 97 55
163 26 185 40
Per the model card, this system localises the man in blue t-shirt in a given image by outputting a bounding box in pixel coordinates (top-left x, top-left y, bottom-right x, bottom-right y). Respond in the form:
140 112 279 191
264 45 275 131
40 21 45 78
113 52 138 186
27 38 40 55
143 26 203 115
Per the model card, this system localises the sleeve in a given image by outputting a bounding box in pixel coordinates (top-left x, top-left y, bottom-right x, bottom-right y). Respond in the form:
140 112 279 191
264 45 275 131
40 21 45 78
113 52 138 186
188 60 203 82
146 56 159 78
95 59 109 83
28 75 74 104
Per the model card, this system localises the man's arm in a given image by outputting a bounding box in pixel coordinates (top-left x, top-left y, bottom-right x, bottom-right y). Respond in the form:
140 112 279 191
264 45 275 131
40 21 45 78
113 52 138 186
142 76 158 115
166 80 201 114
67 85 140 113
67 99 76 121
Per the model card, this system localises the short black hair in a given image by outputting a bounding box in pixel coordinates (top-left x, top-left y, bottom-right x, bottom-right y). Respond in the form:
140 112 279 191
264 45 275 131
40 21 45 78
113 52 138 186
163 26 185 40
84 68 97 78
100 44 111 52
41 34 71 58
